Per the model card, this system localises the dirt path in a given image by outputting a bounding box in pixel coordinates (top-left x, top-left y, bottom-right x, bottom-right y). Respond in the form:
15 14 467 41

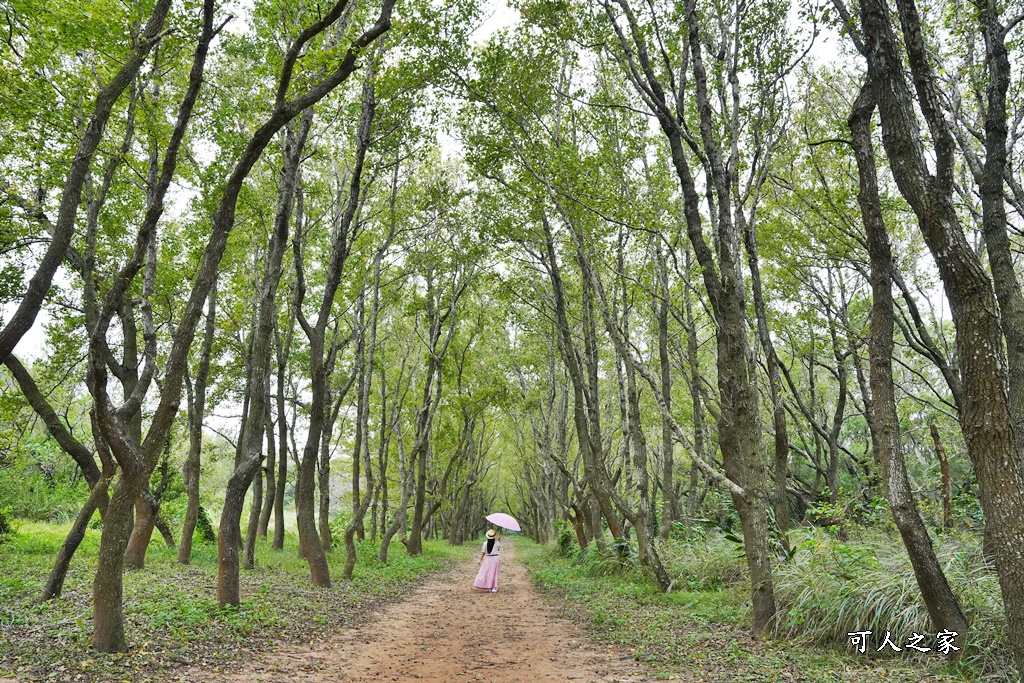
195 540 652 682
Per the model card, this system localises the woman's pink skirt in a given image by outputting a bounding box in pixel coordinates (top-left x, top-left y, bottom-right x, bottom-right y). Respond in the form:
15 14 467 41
473 555 500 590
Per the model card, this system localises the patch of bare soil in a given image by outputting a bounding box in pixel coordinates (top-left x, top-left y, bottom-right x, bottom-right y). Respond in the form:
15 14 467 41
191 540 653 682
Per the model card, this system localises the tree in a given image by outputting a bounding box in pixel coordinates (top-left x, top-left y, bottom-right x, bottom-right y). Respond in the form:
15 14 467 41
848 75 969 639
849 0 1024 667
0 0 174 362
598 0 801 631
86 0 395 650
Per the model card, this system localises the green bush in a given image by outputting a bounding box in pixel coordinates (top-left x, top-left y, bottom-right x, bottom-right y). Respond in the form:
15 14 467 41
196 505 217 544
556 527 577 557
327 508 355 546
576 540 644 579
0 507 10 536
0 460 87 522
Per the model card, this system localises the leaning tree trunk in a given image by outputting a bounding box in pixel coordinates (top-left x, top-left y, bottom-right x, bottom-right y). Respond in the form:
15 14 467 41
539 220 623 543
857 0 1024 666
848 78 970 639
3 356 114 600
42 476 111 601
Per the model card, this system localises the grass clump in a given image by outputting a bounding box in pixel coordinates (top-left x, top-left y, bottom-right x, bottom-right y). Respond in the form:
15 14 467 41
659 524 748 592
774 527 1014 681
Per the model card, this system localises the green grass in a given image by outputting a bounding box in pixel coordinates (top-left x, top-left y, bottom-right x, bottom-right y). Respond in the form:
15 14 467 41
772 528 1012 680
522 537 1001 682
0 520 462 682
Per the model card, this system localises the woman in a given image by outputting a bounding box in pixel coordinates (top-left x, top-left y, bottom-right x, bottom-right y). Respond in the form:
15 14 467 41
473 529 500 592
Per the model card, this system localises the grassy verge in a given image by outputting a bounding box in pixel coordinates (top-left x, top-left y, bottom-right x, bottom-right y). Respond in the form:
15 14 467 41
0 521 462 682
521 540 988 682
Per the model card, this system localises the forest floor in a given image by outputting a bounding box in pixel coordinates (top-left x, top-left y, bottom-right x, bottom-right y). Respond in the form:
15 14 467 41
2 525 998 682
187 538 654 682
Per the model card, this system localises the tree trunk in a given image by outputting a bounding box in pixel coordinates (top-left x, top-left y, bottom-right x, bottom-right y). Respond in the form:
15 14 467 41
124 491 157 568
92 472 145 651
258 400 276 539
318 411 335 553
406 432 429 556
849 78 970 639
740 210 790 532
243 462 263 569
296 437 330 584
380 455 412 563
405 267 463 555
683 246 706 518
218 456 262 606
155 514 176 548
179 284 217 564
539 220 623 544
43 477 110 601
220 107 311 604
273 323 291 550
858 0 1024 666
345 205 384 577
654 244 677 538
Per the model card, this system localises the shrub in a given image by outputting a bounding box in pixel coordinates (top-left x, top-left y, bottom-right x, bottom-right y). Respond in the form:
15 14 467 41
0 507 10 536
0 460 87 522
576 539 644 579
327 509 355 546
556 527 577 557
196 505 217 544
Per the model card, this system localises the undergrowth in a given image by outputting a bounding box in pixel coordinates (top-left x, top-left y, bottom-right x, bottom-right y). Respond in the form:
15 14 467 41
0 520 461 682
526 526 1013 682
773 528 1012 681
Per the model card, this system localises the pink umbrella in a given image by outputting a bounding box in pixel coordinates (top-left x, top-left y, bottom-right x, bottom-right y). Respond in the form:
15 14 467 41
485 512 521 532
